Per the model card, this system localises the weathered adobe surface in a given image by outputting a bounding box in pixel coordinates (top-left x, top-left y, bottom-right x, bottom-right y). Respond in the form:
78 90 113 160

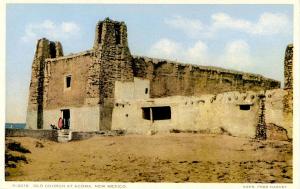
132 56 280 98
27 38 64 129
91 19 134 130
28 39 64 111
91 19 134 104
266 123 289 141
283 44 293 114
40 49 281 108
44 53 93 109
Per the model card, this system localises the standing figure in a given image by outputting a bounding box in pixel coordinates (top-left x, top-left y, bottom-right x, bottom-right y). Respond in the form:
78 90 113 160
58 117 63 130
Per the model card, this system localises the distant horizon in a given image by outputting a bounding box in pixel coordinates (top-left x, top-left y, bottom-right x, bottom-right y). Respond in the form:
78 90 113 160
6 4 293 123
5 122 26 124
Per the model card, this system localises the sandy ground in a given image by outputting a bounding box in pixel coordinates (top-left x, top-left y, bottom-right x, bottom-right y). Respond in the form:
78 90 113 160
5 133 292 183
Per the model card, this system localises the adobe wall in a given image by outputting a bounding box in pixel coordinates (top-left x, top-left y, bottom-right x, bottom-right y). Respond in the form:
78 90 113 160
114 77 150 100
42 106 100 131
112 78 292 139
5 129 58 141
45 51 94 109
132 56 280 98
265 89 292 138
111 92 261 138
27 49 101 130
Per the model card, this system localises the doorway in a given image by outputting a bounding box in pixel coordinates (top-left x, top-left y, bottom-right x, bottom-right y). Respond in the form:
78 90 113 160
61 109 70 129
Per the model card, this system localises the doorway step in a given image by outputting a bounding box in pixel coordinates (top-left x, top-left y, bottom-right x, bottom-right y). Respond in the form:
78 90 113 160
57 129 72 143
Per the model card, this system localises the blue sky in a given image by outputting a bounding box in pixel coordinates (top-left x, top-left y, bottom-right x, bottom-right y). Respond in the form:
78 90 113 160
6 4 293 123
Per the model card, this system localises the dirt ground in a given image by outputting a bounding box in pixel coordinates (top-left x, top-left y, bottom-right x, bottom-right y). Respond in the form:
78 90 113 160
5 133 292 183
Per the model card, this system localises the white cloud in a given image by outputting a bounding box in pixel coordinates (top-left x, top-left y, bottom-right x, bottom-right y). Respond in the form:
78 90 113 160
61 22 80 33
148 38 254 72
211 12 291 35
148 38 182 60
251 13 291 35
211 13 252 31
148 38 209 65
165 12 291 38
221 40 252 70
185 41 208 64
21 20 80 42
164 16 204 38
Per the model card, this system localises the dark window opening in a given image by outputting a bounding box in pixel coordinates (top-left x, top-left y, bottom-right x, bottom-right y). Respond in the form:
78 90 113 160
98 23 103 44
240 105 251 111
49 41 56 58
115 24 121 45
61 109 70 129
142 106 171 121
142 108 151 120
66 76 71 88
145 88 148 94
152 106 171 120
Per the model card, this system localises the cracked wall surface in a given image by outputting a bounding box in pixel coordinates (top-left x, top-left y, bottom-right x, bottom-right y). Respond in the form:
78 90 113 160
132 56 280 98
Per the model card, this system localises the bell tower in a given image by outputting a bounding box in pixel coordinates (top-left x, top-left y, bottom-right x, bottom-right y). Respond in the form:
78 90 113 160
86 18 134 130
26 38 63 129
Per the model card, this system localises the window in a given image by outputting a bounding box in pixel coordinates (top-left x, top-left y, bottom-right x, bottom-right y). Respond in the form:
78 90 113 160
115 24 121 45
145 88 148 94
49 42 56 58
152 106 171 120
142 106 171 121
97 23 103 44
240 105 251 111
66 75 71 88
142 107 151 120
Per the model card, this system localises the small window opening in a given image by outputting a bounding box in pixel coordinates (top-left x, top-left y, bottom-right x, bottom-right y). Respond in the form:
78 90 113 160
115 24 121 45
152 106 171 120
240 105 251 111
66 76 71 88
142 106 171 121
49 42 56 58
145 88 148 94
97 23 103 44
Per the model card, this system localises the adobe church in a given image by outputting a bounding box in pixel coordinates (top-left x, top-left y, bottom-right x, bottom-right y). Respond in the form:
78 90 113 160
26 18 293 139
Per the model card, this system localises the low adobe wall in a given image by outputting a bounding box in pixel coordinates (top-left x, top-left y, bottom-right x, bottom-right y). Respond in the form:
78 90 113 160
71 131 97 141
5 129 126 142
5 129 58 141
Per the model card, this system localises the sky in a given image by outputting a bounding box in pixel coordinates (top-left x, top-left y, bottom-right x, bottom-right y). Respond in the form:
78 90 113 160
6 4 293 123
